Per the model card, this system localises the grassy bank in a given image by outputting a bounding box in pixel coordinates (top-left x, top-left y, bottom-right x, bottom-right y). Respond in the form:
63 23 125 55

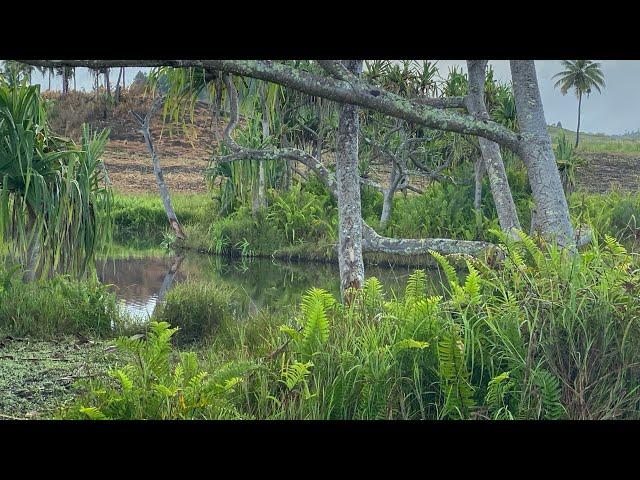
61 234 640 420
109 174 640 264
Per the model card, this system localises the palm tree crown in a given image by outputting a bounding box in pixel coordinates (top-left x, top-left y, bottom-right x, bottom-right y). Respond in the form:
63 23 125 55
552 60 605 147
553 60 605 97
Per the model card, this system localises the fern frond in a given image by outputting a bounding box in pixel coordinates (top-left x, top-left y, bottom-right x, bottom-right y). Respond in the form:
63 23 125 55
405 269 427 301
429 251 460 291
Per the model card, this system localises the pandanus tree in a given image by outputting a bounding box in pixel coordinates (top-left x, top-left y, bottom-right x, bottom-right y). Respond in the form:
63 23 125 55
0 78 112 280
552 60 605 147
23 59 582 299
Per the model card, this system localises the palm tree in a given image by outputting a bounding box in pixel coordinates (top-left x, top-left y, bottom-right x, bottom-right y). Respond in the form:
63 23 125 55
552 60 605 147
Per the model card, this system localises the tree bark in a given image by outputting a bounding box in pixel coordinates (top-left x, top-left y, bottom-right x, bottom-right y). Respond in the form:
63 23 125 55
335 60 365 300
132 99 187 241
362 224 493 256
23 60 521 153
466 60 521 234
25 213 41 282
258 83 269 210
575 91 582 148
474 156 484 212
510 60 574 247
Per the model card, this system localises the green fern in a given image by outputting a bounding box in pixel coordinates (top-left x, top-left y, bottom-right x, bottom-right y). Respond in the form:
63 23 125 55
514 228 544 268
485 372 515 420
533 370 565 420
405 269 427 301
437 329 475 418
281 360 314 391
363 277 385 309
463 260 482 303
604 234 627 256
429 251 460 291
299 288 335 353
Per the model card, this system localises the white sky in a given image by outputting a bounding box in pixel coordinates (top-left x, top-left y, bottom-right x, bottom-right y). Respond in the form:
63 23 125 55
26 60 639 136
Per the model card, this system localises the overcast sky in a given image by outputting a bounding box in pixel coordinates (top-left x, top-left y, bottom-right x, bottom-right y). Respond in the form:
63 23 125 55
27 60 640 136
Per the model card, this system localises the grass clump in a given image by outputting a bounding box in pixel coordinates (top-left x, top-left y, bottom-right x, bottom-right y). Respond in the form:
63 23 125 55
0 269 123 338
154 281 242 346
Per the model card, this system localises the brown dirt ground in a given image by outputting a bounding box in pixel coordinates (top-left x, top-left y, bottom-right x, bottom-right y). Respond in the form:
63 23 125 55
47 90 226 194
575 152 640 194
46 92 638 196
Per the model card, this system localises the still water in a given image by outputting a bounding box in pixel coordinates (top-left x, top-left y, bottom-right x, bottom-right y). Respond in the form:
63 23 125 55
96 253 445 321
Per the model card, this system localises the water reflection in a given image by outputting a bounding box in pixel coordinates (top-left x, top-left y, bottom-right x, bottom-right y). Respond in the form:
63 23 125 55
97 253 447 322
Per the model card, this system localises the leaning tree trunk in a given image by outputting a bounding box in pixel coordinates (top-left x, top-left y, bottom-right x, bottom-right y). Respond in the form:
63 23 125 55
510 60 574 247
336 60 365 300
575 91 582 148
132 100 187 241
466 60 521 234
258 83 269 209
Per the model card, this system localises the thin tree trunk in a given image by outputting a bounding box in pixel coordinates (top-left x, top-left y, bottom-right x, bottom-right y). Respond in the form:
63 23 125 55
336 60 365 301
104 69 111 98
25 214 41 282
575 91 582 148
258 83 269 209
380 187 395 230
132 100 187 241
115 67 123 104
474 157 484 212
510 60 574 247
466 60 521 234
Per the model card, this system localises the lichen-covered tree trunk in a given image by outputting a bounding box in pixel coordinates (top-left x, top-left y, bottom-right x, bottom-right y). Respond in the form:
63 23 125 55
466 60 521 234
362 224 493 256
336 60 364 299
380 187 394 230
474 156 484 212
510 60 574 247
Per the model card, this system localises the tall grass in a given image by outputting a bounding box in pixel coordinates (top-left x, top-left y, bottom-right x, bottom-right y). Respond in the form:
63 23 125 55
67 234 640 420
0 266 124 338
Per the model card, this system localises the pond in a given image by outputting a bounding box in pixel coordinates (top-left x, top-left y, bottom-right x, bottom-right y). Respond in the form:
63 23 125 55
96 253 447 322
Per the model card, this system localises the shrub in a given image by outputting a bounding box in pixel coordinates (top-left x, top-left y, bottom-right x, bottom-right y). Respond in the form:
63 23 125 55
63 321 255 420
0 272 122 338
154 282 241 346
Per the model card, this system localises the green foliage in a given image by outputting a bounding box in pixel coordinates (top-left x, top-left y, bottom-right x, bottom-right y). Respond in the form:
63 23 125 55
266 184 336 244
0 269 122 337
0 78 113 277
64 321 253 419
569 191 640 244
110 193 214 245
154 281 240 346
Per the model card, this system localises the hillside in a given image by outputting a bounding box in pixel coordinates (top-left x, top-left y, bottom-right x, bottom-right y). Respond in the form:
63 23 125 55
548 125 640 193
45 90 221 193
44 92 640 196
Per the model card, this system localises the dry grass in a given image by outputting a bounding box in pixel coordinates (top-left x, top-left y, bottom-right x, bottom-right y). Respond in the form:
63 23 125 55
44 88 223 194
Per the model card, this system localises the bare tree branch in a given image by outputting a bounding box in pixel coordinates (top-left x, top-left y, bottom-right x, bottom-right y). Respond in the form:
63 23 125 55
130 96 186 240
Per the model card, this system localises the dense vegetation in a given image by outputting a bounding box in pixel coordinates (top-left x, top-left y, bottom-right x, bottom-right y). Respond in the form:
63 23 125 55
2 60 640 421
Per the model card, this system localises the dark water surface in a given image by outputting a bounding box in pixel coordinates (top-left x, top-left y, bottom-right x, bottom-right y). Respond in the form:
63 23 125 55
96 253 445 321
